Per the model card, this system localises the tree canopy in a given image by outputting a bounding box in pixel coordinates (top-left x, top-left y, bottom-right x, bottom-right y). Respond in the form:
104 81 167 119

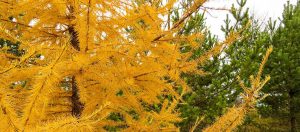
0 0 277 131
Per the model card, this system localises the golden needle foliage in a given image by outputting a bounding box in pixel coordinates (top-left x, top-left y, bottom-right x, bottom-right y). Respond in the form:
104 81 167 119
0 0 266 131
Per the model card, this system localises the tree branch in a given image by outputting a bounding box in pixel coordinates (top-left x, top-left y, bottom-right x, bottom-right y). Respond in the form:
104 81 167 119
152 0 207 42
0 18 60 37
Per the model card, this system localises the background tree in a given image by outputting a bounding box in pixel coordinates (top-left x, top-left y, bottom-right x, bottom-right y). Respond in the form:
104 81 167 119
0 0 252 131
259 1 300 131
235 1 300 131
179 0 273 131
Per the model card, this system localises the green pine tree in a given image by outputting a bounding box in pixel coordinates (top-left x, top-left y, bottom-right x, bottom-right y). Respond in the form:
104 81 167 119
261 1 300 131
179 0 273 131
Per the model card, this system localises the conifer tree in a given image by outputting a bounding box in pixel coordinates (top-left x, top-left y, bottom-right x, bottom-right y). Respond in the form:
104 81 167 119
179 0 273 131
261 1 300 131
0 0 239 131
0 0 270 131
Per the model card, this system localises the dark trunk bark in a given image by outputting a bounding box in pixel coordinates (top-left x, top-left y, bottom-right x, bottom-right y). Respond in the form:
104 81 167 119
68 23 83 118
67 4 84 118
289 91 297 132
71 76 84 118
68 26 80 51
68 25 84 118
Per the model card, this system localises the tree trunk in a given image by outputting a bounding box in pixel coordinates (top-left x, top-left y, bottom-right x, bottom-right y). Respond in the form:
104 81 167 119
68 26 80 51
289 91 297 132
68 25 84 117
67 3 84 118
71 76 84 118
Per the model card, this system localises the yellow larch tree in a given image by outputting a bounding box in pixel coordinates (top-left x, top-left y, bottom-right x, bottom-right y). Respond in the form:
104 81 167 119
0 0 268 131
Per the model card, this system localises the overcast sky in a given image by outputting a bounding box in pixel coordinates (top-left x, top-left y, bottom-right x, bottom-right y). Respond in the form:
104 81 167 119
202 0 298 39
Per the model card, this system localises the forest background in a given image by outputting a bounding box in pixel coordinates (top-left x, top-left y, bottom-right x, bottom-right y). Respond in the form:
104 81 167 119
0 0 299 131
178 0 300 131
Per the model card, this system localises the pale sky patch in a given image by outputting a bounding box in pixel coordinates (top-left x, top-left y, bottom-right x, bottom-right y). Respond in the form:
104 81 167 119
203 0 298 39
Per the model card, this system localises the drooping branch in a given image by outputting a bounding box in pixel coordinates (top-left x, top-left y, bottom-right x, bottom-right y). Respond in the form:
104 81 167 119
200 6 230 11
